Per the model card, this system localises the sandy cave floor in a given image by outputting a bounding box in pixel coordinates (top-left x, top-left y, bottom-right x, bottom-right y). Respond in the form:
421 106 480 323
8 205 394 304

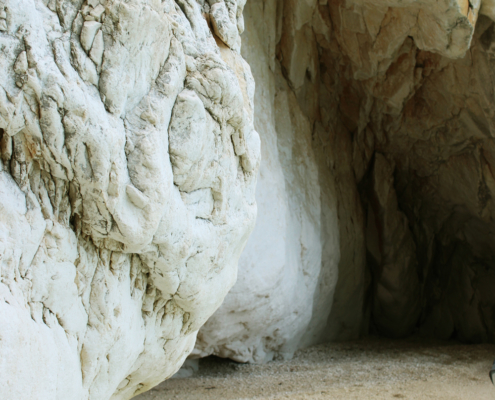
135 337 495 400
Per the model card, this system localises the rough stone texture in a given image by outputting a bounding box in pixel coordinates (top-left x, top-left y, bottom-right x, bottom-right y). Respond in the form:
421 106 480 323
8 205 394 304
0 0 259 399
195 0 495 364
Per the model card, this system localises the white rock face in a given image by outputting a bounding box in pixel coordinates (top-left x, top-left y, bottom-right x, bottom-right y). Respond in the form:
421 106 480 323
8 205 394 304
0 0 259 399
194 0 342 363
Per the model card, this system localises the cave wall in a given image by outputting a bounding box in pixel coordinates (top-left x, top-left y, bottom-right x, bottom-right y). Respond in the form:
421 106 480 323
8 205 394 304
322 0 495 343
197 0 495 363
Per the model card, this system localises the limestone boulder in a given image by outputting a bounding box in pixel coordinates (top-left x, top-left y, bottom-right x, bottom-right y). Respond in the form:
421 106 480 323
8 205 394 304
0 0 259 399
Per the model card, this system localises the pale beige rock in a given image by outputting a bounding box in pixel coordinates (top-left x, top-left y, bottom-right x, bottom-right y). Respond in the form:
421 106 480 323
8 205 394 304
89 30 104 67
0 0 258 399
80 21 101 52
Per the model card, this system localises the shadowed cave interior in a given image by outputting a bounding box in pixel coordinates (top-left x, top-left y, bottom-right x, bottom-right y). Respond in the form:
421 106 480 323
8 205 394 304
196 0 495 355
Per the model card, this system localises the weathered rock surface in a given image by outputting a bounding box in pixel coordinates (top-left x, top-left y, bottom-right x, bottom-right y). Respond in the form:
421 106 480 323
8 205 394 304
4 0 495 396
195 0 495 363
0 0 259 399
